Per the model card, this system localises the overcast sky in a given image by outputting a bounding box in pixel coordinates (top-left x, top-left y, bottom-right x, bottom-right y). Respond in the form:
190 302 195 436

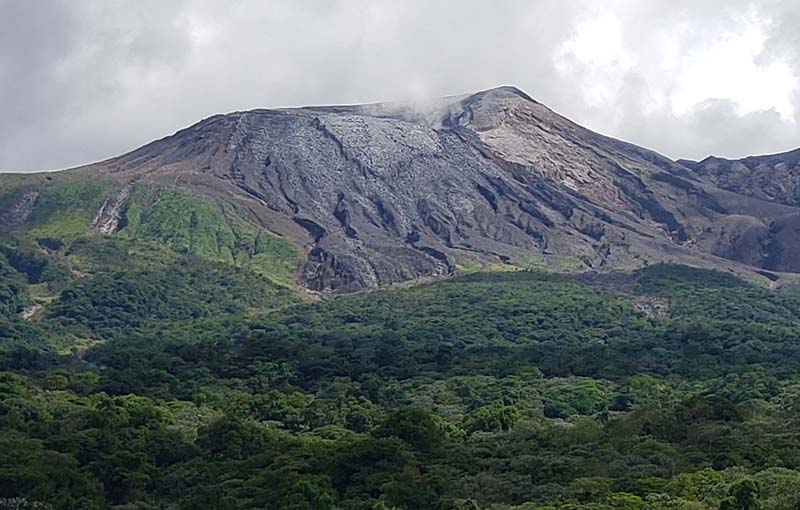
1 0 799 172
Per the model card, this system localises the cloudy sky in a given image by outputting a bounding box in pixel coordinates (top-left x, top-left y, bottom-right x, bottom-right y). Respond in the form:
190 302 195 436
1 0 799 172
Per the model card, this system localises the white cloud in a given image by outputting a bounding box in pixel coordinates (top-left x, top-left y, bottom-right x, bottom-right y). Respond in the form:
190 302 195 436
560 13 625 67
0 0 798 172
670 22 797 119
555 12 631 107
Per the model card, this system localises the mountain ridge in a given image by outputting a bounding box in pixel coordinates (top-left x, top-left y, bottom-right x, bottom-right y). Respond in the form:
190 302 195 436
3 86 800 292
680 147 800 207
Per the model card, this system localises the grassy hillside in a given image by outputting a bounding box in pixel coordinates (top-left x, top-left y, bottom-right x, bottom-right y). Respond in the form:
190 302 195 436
2 262 800 509
1 178 303 289
27 180 116 237
120 187 301 286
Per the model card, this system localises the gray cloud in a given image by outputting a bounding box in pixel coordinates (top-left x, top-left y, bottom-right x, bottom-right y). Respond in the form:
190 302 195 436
0 0 798 172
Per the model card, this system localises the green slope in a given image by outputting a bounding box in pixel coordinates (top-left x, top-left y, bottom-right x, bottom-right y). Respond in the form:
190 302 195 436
0 177 302 355
120 186 302 287
1 177 303 290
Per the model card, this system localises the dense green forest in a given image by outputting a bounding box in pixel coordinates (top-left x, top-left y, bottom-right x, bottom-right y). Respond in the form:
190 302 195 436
3 181 800 509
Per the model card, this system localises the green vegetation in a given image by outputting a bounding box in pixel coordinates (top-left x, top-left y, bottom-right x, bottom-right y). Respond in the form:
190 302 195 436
0 253 28 316
122 188 239 263
557 256 585 271
26 180 115 237
0 174 39 212
455 259 522 274
121 187 302 287
526 255 547 270
521 256 585 272
1 259 800 508
0 225 297 356
2 179 302 289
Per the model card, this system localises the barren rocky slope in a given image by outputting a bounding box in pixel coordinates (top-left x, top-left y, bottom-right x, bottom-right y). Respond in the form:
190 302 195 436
681 149 800 272
3 86 800 291
680 148 800 207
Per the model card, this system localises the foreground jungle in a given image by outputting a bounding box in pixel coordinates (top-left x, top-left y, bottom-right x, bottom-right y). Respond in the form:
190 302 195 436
1 182 800 510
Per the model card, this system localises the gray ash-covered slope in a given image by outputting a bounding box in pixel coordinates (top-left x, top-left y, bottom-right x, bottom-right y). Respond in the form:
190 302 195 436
680 148 800 207
681 149 800 273
13 86 800 290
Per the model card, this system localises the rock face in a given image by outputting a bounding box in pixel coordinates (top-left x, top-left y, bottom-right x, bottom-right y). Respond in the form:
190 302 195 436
763 213 800 273
6 86 800 291
694 215 770 267
680 148 800 207
1 191 39 227
681 149 800 273
91 185 131 234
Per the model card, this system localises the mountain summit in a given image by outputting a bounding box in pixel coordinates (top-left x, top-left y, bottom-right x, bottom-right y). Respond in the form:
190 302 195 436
3 86 800 291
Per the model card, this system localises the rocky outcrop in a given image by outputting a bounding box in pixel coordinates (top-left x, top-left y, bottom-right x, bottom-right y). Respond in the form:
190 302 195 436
1 191 39 228
682 148 800 207
695 215 770 267
763 213 800 272
91 186 131 234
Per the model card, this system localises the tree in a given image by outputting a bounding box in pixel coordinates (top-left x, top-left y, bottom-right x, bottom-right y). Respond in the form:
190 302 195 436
446 499 480 510
195 415 271 459
374 408 445 451
721 479 761 510
463 405 520 434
